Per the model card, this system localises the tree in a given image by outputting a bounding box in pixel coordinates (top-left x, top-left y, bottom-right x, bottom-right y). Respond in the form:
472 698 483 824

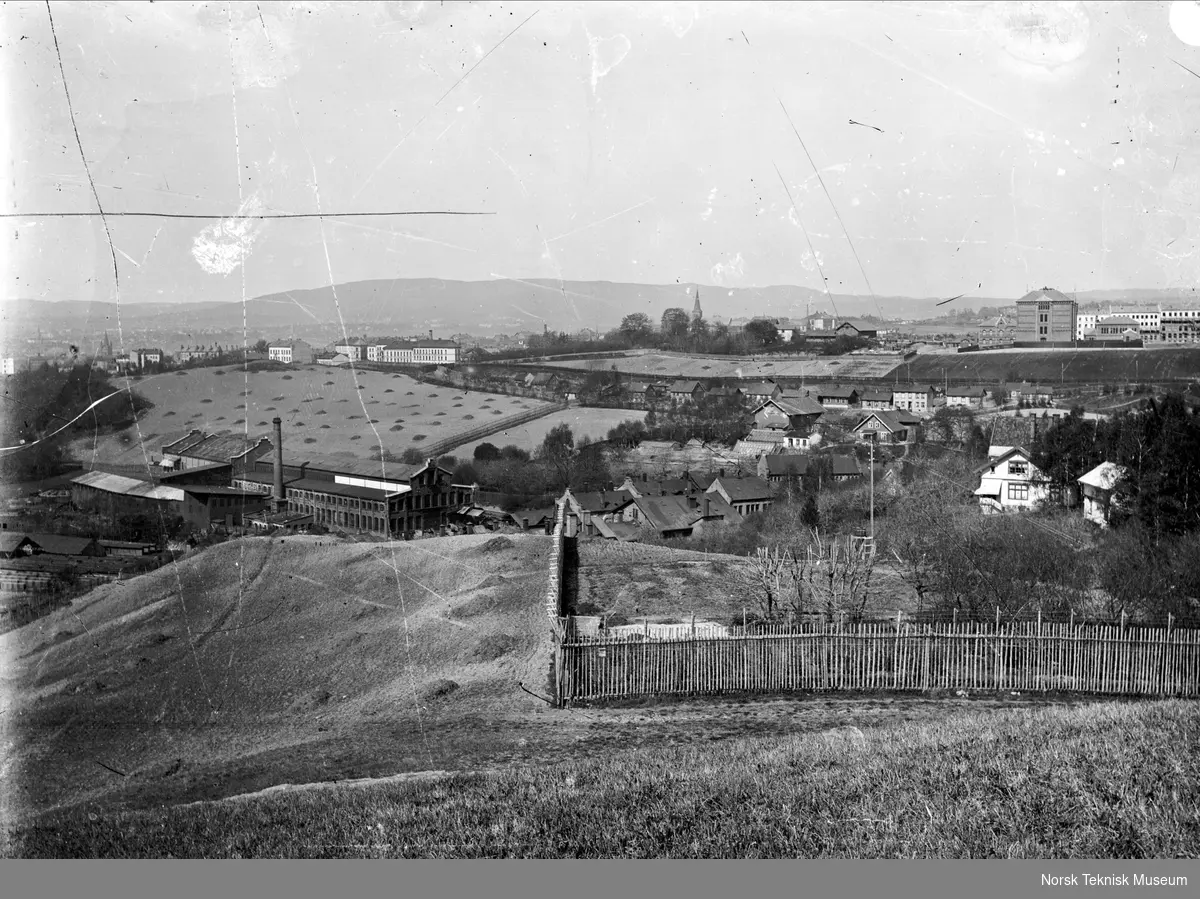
660 308 691 342
541 423 576 489
688 315 709 348
500 444 530 463
474 442 501 462
253 338 269 354
619 312 654 343
743 318 779 347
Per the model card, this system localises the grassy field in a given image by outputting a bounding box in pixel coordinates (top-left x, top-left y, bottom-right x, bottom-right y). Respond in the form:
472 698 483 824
69 365 554 467
902 346 1200 386
575 541 920 627
9 700 1196 857
453 407 647 457
534 352 906 382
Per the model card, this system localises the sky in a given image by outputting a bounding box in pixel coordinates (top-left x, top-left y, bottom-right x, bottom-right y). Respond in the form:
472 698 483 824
6 0 1200 308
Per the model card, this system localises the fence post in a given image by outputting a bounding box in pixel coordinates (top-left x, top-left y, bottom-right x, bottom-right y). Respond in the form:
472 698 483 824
1036 609 1043 693
953 607 958 627
995 606 1001 630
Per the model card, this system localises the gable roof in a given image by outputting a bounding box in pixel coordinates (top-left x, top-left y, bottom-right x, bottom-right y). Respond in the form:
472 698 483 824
567 490 633 513
669 379 703 394
831 455 860 477
858 388 893 403
854 410 908 433
1017 287 1075 304
975 446 1036 474
740 381 780 395
945 386 987 397
24 533 99 555
756 396 826 417
836 319 877 332
1078 462 1127 490
894 384 934 395
763 455 810 477
72 470 188 502
0 533 36 554
816 385 858 399
631 492 737 533
710 474 773 502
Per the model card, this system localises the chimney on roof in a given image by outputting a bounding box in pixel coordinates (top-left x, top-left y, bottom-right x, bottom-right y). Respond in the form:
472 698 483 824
429 328 433 340
272 417 285 511
703 495 711 518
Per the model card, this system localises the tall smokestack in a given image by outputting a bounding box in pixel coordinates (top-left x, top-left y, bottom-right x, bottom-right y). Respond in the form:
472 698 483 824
272 417 284 511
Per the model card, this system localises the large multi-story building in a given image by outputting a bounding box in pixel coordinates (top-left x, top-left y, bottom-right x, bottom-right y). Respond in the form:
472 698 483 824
1162 309 1200 343
1076 313 1097 340
412 338 460 364
267 340 315 365
1014 288 1077 344
382 341 416 364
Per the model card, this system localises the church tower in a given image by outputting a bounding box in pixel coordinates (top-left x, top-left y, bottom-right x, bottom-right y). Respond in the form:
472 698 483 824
691 287 702 322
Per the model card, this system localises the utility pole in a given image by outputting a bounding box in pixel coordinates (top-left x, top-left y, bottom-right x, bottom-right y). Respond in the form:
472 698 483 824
869 438 875 541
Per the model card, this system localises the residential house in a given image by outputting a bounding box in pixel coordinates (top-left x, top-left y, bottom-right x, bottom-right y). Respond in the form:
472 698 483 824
0 534 38 559
945 386 988 408
613 491 738 540
858 388 894 411
978 316 1016 347
852 410 913 445
815 385 859 410
626 382 659 405
617 474 696 498
333 341 367 362
99 540 159 557
667 380 705 403
24 534 105 558
525 372 562 391
751 396 826 434
365 341 391 362
1078 462 1128 527
834 320 878 339
892 385 935 413
316 353 351 367
706 474 774 516
831 455 861 482
973 447 1051 514
706 385 743 403
134 348 164 369
1006 382 1055 406
757 454 810 483
740 381 781 405
268 340 316 365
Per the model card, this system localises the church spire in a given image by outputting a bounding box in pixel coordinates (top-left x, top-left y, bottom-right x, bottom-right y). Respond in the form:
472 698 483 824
691 287 702 322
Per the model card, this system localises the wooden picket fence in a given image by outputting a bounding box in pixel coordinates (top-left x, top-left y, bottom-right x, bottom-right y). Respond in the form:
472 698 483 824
555 619 1200 704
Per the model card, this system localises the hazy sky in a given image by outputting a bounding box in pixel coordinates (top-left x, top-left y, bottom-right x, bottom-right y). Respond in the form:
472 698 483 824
6 0 1200 307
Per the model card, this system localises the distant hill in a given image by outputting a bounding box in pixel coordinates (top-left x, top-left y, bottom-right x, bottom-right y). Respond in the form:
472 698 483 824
12 280 1200 340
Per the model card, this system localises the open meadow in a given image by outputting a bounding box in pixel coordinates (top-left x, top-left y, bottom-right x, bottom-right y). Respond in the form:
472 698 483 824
902 346 1200 386
0 531 1136 859
69 365 555 467
532 352 906 382
454 407 648 457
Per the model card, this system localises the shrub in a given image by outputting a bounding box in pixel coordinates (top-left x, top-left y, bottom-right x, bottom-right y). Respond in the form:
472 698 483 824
282 375 293 380
200 398 213 404
304 437 317 444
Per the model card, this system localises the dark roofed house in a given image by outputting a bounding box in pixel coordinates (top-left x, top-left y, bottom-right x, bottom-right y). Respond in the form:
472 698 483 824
834 320 878 339
741 381 781 404
752 396 826 432
858 388 894 411
757 454 810 482
618 474 695 498
668 380 705 402
706 385 743 402
26 533 104 557
615 492 738 539
565 490 633 517
831 455 861 481
945 386 988 407
525 372 562 390
161 430 272 472
815 385 859 409
706 474 774 516
853 410 913 445
0 533 38 558
626 382 659 405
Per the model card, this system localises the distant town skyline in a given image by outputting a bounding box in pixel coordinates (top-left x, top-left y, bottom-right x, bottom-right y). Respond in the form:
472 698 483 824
7 1 1200 316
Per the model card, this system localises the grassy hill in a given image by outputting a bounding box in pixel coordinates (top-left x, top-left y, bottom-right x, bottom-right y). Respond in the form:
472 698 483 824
69 365 552 467
901 347 1200 386
0 532 555 825
10 699 1196 857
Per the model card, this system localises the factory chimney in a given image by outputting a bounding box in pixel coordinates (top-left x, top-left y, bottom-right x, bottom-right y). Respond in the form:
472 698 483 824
272 417 285 512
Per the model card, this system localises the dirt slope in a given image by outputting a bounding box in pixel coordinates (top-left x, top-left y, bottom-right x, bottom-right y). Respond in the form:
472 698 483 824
0 532 555 823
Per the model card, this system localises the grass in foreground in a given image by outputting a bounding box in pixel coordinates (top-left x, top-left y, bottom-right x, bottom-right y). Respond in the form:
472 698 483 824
9 700 1199 858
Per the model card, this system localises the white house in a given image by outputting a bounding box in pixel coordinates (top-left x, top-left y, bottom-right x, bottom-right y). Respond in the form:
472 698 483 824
974 447 1050 514
893 385 935 412
382 342 417 364
1078 462 1128 527
268 340 315 365
944 386 987 408
2 358 15 375
333 341 367 362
